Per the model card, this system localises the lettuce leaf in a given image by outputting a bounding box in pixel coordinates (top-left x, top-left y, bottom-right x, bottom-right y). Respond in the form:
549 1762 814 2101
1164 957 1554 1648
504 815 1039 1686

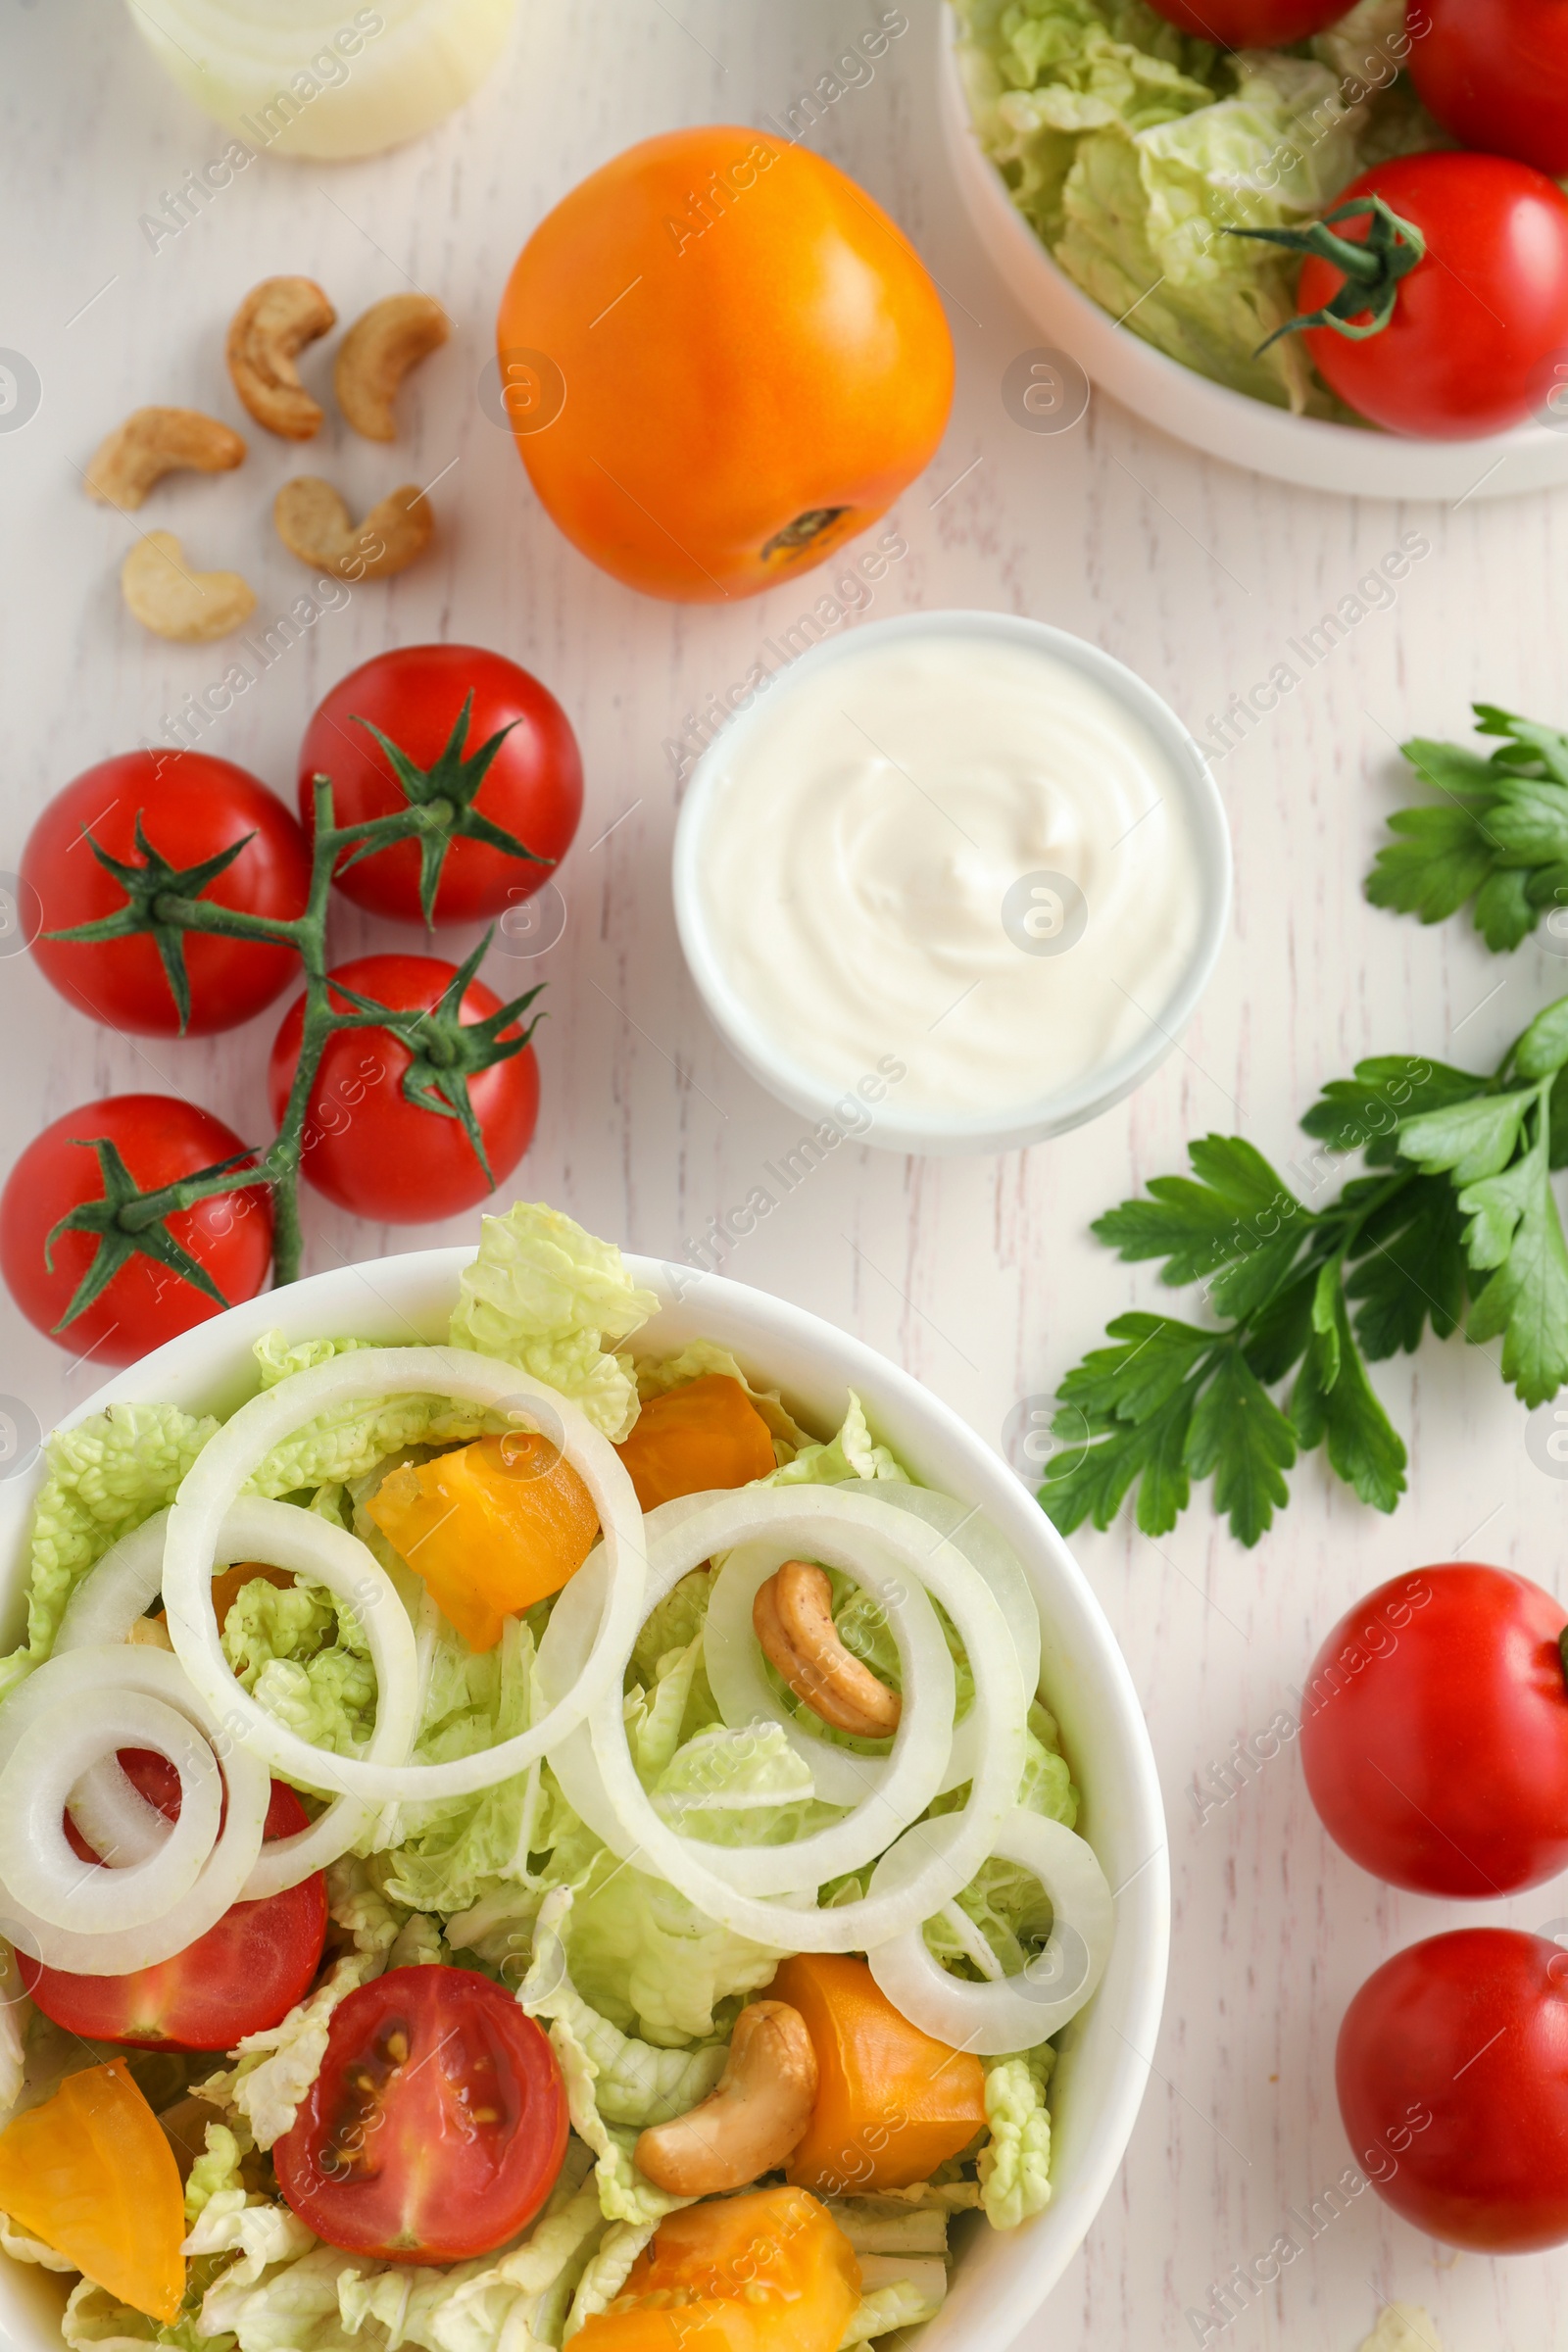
955 0 1442 416
977 2055 1053 2230
521 1890 728 2129
563 1845 784 2047
196 2144 606 2352
1 1401 219 1696
450 1203 659 1442
562 2220 657 2341
221 1571 375 1761
373 1617 545 1915
246 1334 498 1502
651 1722 833 1846
768 1393 908 1488
197 1861 412 2148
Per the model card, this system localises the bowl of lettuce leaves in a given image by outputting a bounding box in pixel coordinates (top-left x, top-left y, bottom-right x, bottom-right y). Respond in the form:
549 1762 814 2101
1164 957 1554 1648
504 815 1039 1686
0 1206 1168 2352
943 0 1568 497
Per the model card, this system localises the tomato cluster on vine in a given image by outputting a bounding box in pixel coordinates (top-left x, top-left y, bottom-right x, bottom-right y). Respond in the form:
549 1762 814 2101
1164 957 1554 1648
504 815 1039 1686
2 645 581 1364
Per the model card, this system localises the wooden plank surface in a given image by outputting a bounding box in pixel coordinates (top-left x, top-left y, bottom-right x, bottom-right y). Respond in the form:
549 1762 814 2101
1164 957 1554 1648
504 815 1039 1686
3 5 1564 2346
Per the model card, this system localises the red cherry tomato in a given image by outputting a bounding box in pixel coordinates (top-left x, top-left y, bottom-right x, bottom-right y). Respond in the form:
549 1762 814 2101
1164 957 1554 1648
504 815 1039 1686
1338 1929 1568 2252
268 956 538 1224
274 1966 568 2262
298 647 582 925
0 1096 272 1364
1299 1564 1568 1897
1409 0 1568 179
23 753 310 1035
1143 0 1347 38
1294 155 1568 439
20 1759 327 2053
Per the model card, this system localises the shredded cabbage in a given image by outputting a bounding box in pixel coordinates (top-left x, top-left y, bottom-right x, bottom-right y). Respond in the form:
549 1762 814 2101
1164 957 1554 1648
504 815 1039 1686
768 1393 908 1488
954 0 1442 415
977 2052 1054 2229
449 1202 659 1442
2 1401 219 1695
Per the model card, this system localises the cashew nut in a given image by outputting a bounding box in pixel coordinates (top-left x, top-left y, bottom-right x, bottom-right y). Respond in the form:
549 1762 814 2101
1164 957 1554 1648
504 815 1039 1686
635 2002 818 2195
84 408 246 511
335 295 451 442
226 276 336 440
273 477 433 580
121 531 257 643
754 1560 902 1739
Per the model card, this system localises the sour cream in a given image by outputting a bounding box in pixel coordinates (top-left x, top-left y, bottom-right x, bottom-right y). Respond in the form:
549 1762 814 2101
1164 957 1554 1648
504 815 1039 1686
677 614 1228 1146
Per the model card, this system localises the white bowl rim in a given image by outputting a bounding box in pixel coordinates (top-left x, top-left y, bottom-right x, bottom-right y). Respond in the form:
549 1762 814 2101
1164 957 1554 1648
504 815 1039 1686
0 1244 1170 2351
672 607 1233 1155
938 0 1568 502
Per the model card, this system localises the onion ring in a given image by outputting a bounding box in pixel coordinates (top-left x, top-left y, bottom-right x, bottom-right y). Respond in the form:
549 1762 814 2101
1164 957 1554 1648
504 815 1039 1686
539 1503 956 1894
0 1645 270 1976
56 1497 423 1898
0 1695 220 1930
565 1487 1026 1950
703 1483 1040 1804
162 1349 646 1805
865 1807 1114 2052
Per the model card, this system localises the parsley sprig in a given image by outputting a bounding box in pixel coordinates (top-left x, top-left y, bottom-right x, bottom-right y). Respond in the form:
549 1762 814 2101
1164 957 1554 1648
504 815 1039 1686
1366 705 1568 952
1040 1001 1568 1548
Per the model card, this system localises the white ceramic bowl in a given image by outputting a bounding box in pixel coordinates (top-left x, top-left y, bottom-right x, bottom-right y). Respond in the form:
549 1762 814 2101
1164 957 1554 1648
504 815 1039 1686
939 3 1568 503
0 1248 1168 2351
673 609 1232 1156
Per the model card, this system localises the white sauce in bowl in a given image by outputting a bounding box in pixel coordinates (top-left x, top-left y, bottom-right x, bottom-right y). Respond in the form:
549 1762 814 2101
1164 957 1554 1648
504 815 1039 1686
691 626 1209 1123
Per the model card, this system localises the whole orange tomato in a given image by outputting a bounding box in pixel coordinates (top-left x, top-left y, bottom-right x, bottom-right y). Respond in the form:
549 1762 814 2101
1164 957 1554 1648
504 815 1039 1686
495 127 954 602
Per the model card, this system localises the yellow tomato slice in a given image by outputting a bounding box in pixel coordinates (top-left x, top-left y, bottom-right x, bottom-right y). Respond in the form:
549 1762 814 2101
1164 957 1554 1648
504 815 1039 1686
0 2060 185 2322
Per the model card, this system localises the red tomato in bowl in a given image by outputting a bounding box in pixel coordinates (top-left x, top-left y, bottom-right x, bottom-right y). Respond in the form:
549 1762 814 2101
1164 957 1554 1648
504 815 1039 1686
1409 0 1568 178
274 1966 568 2261
268 956 538 1223
1293 155 1568 439
1299 1564 1568 1896
20 1760 327 2053
1338 1930 1568 2252
1144 0 1347 37
23 753 310 1035
0 1096 271 1362
298 647 582 925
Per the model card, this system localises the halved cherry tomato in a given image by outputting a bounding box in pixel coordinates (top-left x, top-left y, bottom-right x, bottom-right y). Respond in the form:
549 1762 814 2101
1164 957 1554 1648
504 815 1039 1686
0 2061 186 2322
274 1966 568 2262
23 752 310 1037
20 1756 327 2052
573 2188 860 2352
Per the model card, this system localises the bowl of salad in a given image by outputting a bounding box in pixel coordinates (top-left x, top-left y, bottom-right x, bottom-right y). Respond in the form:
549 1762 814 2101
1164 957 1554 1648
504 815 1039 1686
0 1203 1167 2352
943 0 1568 499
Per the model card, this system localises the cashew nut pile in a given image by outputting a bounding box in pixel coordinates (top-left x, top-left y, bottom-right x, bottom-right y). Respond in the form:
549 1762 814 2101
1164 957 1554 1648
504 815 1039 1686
754 1559 903 1738
90 276 450 639
635 1999 819 2195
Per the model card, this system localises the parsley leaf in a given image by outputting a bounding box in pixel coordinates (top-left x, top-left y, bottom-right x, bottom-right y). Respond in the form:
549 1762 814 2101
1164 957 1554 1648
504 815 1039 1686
1367 708 1568 953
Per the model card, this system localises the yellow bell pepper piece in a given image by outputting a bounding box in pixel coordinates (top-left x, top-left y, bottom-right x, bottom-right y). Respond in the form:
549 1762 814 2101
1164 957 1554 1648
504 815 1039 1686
572 2185 860 2352
0 2061 185 2323
366 1433 600 1651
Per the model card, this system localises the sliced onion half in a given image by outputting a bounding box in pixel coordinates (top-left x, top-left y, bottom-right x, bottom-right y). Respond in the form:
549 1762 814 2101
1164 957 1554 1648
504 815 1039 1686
0 1645 270 1976
162 1348 646 1805
565 1486 1027 1951
865 1807 1114 2052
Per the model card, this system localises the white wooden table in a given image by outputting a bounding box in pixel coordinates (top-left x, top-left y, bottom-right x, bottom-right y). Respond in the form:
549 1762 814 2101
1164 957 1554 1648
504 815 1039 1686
3 6 1565 2346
